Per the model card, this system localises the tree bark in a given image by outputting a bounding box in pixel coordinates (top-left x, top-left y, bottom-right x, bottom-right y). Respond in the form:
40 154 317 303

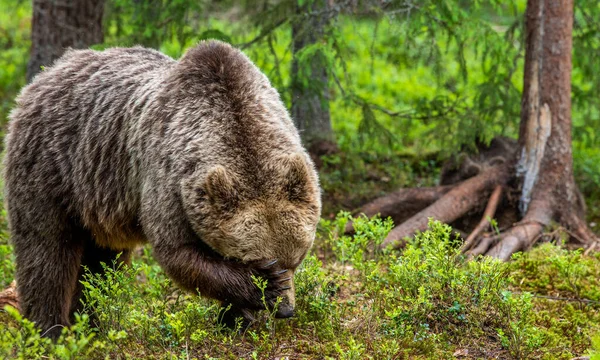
518 0 578 226
27 0 105 83
291 0 336 154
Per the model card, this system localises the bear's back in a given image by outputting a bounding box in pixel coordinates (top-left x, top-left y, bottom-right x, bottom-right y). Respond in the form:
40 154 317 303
153 42 305 185
5 47 175 249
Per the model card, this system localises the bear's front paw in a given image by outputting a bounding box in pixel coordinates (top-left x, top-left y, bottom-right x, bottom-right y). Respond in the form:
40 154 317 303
248 259 291 308
219 258 290 310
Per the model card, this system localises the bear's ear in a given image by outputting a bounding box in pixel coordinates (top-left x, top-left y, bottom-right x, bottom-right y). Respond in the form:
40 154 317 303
282 154 314 203
205 166 239 211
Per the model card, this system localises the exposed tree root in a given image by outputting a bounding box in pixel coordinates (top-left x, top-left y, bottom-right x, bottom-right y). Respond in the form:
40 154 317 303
584 243 597 257
462 185 503 253
467 221 544 261
0 280 19 311
563 211 600 245
380 165 511 249
344 185 453 234
346 136 597 261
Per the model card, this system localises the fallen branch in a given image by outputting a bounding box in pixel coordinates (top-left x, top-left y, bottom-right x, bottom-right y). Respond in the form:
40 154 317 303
381 165 511 249
462 185 503 252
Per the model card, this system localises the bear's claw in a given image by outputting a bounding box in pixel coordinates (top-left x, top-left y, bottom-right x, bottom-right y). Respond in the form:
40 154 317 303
259 259 278 269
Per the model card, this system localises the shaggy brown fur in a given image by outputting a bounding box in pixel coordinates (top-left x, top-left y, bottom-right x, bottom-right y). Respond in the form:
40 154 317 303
4 40 321 338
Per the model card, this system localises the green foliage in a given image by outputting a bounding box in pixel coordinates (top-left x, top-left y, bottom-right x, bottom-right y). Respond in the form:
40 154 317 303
0 306 105 359
103 0 203 51
572 0 600 148
591 334 600 360
507 245 600 357
80 256 140 335
496 292 544 359
0 178 14 288
382 220 509 345
334 1 525 153
0 306 52 359
0 0 30 126
1 214 600 358
318 150 440 215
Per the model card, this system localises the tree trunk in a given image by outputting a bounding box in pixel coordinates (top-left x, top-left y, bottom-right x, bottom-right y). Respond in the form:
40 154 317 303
452 0 596 259
291 0 336 155
27 0 105 83
518 0 579 225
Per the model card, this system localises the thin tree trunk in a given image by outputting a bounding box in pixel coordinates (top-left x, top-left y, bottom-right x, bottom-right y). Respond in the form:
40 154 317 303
27 0 105 82
291 0 336 154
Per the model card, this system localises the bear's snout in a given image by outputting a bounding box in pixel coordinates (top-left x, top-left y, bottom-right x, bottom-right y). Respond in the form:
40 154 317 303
275 302 295 318
274 282 295 319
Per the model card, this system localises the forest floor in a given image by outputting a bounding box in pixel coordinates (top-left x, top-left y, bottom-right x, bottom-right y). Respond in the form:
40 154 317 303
1 151 600 359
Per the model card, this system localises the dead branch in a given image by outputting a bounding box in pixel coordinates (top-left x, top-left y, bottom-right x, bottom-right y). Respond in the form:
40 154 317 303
462 185 503 252
381 165 511 249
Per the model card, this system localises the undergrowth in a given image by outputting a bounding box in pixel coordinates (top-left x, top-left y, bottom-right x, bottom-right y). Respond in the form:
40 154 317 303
2 216 600 359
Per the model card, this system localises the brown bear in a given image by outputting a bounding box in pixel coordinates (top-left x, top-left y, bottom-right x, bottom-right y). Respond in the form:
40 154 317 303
4 40 321 338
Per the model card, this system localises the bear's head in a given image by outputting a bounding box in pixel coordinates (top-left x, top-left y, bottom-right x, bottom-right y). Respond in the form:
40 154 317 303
181 153 321 317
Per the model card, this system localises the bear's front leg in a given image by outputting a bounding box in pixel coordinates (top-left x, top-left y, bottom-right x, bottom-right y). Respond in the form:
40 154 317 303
152 241 290 311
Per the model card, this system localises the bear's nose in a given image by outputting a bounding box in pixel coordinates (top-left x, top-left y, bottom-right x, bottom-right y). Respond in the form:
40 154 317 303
275 303 295 318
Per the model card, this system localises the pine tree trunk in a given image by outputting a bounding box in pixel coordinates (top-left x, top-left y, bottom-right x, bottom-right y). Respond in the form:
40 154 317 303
27 0 105 83
291 0 336 155
473 0 596 259
518 0 579 223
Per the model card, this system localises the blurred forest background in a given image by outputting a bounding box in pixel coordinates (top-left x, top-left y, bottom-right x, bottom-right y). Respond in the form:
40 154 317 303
1 0 600 359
